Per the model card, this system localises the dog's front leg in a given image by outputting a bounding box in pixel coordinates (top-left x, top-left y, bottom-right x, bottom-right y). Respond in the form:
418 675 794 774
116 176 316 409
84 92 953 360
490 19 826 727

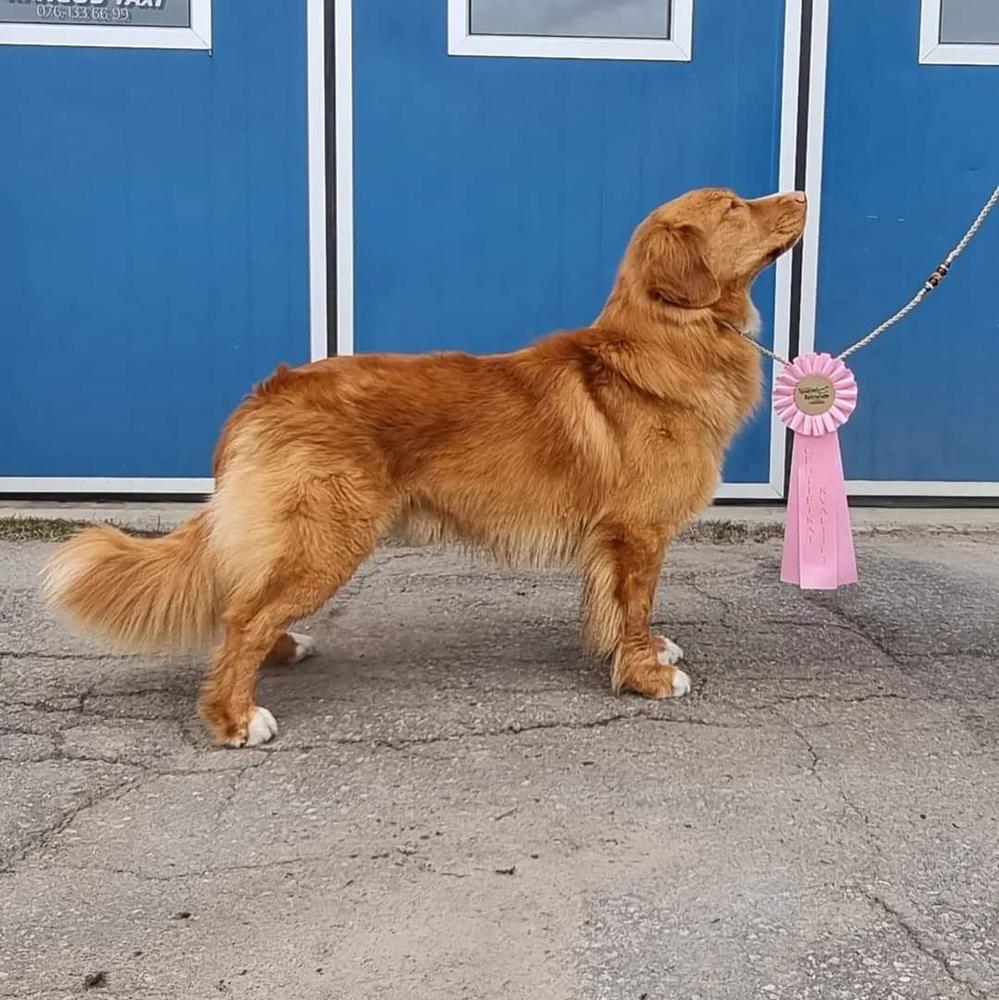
580 523 690 699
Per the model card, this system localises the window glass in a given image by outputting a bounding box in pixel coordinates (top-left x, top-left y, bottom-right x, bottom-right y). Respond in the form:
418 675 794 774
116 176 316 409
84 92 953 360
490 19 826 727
939 0 999 44
0 0 192 28
469 0 671 40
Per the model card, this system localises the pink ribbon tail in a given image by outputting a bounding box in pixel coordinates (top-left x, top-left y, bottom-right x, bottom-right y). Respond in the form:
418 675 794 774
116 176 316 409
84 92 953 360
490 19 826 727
781 430 857 589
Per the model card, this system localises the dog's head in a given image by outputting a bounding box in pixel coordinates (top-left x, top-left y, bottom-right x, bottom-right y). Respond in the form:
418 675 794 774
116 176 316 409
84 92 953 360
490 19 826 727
627 187 807 310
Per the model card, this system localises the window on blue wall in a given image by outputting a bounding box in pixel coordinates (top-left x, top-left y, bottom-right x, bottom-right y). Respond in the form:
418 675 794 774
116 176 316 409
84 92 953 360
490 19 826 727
448 0 691 61
920 0 999 65
0 0 211 50
939 0 999 43
470 0 671 40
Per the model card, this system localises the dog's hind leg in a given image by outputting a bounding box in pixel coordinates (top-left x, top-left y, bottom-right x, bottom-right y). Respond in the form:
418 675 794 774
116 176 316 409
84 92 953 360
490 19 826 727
200 580 334 747
200 472 390 747
580 522 690 700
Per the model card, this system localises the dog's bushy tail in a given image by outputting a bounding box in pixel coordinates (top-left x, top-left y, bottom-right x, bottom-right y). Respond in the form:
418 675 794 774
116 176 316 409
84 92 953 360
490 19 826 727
42 511 223 651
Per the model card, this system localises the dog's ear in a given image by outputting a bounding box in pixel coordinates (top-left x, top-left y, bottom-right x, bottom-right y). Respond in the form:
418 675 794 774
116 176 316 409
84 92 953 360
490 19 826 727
640 223 720 308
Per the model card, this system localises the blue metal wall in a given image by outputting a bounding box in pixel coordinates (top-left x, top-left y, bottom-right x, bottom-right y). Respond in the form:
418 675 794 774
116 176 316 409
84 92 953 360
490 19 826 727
352 0 790 486
0 1 309 480
7 1 992 491
815 2 999 484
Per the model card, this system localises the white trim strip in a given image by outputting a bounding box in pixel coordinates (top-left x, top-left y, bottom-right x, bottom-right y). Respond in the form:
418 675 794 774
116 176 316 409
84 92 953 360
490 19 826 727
0 477 781 501
919 0 944 60
307 0 329 361
921 42 999 65
0 478 213 495
674 0 694 59
447 0 693 62
334 0 355 356
716 483 784 501
190 0 211 49
3 478 993 500
796 0 829 358
767 0 803 498
447 35 692 62
847 480 999 498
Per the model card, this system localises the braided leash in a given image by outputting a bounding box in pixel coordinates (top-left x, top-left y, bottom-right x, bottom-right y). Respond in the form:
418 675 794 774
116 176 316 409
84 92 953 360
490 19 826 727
731 182 999 366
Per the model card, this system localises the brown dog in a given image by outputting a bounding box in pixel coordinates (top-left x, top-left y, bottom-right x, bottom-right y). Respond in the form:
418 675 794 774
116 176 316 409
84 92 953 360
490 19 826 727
43 187 806 747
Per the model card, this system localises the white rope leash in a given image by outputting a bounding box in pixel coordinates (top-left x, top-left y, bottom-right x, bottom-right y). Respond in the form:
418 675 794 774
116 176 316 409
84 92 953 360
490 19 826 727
735 182 999 366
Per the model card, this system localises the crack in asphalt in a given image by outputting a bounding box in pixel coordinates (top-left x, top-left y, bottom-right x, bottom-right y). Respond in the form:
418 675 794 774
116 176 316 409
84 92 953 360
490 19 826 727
787 719 821 778
862 890 988 1000
10 706 724 876
0 750 274 872
682 578 736 618
773 712 984 998
251 711 754 756
805 596 899 663
43 855 334 883
0 650 139 662
2 685 995 766
0 770 143 875
773 711 882 851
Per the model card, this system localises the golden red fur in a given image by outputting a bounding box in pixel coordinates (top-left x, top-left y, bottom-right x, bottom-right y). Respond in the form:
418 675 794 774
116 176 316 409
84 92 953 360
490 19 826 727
43 187 806 746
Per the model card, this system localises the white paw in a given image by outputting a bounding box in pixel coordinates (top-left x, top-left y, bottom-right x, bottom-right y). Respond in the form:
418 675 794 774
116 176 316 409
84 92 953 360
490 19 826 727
670 668 692 698
655 635 685 666
288 632 317 663
228 706 279 748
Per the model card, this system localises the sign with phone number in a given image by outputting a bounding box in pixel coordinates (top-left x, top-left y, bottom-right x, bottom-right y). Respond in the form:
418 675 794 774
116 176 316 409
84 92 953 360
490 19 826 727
0 0 191 28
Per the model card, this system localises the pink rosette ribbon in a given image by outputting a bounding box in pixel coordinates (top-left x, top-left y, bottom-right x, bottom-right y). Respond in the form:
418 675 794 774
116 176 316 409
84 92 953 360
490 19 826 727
774 353 858 590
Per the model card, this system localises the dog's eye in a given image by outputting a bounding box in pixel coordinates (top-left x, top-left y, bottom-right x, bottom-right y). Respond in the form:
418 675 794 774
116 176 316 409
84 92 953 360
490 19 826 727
727 201 747 215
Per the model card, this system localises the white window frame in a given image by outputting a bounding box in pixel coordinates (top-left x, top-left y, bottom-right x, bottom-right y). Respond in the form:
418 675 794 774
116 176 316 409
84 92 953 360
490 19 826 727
919 0 999 65
447 0 692 62
0 0 211 50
